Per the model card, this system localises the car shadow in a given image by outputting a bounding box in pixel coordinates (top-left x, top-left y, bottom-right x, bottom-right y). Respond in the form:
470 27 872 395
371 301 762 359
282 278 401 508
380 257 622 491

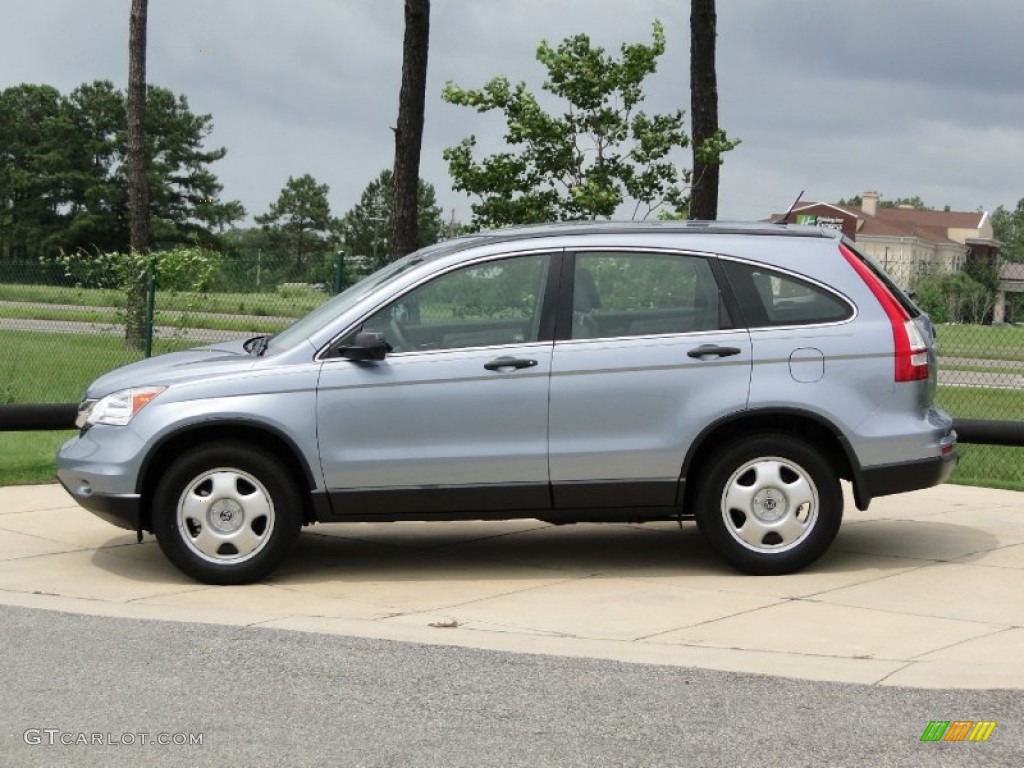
87 517 1004 586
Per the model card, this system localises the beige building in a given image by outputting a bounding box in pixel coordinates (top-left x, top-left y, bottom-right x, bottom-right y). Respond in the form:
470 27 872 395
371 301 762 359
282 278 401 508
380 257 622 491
773 191 1000 290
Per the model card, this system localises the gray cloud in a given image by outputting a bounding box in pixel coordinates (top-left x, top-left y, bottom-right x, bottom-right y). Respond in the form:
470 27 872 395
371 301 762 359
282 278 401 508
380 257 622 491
2 0 1022 227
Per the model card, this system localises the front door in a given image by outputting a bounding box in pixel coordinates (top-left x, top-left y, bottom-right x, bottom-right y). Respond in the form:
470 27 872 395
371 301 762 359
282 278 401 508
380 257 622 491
316 252 556 516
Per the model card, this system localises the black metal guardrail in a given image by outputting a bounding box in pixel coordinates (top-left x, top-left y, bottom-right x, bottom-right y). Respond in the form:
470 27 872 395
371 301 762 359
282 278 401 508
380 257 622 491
0 405 1022 448
952 419 1024 447
0 404 78 431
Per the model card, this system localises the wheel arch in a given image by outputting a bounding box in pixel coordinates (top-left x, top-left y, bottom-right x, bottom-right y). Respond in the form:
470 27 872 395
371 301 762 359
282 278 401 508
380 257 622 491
136 420 321 532
680 408 865 513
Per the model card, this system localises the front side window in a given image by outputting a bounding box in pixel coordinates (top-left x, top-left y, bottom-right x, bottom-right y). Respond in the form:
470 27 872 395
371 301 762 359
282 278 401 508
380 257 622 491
570 252 723 339
361 253 550 353
722 260 853 327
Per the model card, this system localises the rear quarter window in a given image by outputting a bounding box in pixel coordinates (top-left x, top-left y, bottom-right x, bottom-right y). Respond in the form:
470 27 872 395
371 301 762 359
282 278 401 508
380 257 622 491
721 260 853 328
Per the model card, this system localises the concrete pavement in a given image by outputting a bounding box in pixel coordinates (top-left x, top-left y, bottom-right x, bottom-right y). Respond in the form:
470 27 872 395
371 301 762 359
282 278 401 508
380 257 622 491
1 482 1021 690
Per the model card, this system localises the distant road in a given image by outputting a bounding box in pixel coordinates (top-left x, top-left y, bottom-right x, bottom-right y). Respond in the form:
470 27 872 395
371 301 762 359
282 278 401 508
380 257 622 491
0 300 294 334
0 317 243 343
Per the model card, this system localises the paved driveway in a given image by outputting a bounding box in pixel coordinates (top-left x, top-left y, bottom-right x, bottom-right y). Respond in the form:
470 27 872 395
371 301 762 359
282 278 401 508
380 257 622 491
1 482 1021 690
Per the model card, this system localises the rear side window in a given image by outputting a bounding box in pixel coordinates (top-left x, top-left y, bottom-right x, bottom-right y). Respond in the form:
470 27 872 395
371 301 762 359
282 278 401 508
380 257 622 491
570 252 726 339
722 260 853 328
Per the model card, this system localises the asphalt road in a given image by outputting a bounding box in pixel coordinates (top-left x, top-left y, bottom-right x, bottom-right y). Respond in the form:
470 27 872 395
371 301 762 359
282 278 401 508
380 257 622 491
2 605 1021 768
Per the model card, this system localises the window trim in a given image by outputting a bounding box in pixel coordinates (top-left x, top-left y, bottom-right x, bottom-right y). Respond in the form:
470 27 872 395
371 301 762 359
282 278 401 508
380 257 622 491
716 254 858 330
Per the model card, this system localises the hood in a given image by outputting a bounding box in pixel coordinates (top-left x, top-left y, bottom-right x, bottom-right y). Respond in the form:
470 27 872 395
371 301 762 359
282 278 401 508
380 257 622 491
85 338 257 398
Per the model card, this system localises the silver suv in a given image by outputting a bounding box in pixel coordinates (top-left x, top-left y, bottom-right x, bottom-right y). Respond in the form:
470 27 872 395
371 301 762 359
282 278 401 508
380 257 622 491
57 222 957 584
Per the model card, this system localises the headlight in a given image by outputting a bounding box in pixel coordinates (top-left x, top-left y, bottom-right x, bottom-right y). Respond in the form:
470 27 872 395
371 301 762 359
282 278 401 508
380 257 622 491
80 386 167 427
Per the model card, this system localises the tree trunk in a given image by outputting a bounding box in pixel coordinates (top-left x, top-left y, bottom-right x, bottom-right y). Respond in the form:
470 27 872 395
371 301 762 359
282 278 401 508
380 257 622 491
126 0 150 350
689 0 719 221
390 0 430 260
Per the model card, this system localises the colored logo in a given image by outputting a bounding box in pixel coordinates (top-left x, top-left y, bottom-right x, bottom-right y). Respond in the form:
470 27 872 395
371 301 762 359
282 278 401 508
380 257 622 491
920 720 996 742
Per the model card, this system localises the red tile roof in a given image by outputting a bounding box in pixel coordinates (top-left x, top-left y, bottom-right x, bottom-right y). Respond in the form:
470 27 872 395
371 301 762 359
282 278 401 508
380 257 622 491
772 202 986 246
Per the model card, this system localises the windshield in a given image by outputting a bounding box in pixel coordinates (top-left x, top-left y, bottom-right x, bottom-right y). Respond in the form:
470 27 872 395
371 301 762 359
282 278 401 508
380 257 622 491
266 252 428 352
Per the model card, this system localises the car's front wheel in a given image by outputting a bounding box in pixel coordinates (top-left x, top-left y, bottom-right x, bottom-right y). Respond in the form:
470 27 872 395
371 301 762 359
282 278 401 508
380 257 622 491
152 442 302 584
695 434 843 575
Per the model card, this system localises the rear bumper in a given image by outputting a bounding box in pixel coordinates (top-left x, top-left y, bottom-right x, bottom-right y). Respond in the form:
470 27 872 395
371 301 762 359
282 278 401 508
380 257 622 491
860 449 958 501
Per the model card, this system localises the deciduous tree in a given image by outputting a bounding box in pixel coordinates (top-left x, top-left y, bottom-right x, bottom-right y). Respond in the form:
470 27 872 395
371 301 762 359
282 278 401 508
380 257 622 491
993 198 1024 263
443 21 720 228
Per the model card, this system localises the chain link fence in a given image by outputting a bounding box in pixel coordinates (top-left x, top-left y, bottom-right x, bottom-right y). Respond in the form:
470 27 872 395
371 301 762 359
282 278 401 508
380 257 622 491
0 249 1021 489
0 251 345 405
884 254 1023 490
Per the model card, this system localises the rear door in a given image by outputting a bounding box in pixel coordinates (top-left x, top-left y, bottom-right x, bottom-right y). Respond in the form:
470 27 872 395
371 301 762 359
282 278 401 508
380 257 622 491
547 250 752 510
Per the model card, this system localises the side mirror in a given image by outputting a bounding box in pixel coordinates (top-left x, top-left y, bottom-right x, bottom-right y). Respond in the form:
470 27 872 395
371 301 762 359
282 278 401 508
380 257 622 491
339 331 390 361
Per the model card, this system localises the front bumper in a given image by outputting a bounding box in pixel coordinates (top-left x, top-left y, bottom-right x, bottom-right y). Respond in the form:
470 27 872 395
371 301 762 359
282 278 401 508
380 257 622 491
57 476 141 531
56 428 147 532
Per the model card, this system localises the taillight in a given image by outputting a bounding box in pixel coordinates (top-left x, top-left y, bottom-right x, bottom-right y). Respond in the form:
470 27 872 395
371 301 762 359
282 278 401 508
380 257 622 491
840 244 929 382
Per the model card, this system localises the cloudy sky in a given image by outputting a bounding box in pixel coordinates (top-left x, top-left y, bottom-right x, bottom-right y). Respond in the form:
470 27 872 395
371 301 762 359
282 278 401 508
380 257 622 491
3 0 1023 226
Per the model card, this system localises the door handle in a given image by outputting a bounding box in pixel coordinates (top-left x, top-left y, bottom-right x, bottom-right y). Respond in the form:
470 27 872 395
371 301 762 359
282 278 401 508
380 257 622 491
484 356 538 371
687 344 742 359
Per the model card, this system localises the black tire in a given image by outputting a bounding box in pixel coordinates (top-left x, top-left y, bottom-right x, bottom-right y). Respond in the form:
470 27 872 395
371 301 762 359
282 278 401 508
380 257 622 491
694 433 843 575
151 441 302 585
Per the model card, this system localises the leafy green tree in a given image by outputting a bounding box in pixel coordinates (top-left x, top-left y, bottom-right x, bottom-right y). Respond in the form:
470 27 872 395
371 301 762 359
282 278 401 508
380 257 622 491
0 80 243 261
837 194 932 210
993 198 1024 263
913 272 993 325
142 86 245 245
442 21 707 228
0 84 68 260
341 169 443 272
256 174 338 278
59 81 128 254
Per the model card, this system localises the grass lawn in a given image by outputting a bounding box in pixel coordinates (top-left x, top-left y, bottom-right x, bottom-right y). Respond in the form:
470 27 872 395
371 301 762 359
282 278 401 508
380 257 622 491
0 431 74 485
935 384 1024 420
935 323 1024 362
2 330 149 402
950 443 1024 492
0 330 197 485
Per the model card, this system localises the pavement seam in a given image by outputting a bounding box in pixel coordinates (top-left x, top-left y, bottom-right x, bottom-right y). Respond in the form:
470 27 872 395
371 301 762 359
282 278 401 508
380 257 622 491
365 574 596 616
0 523 133 552
905 625 1020 661
794 594 1015 630
631 597 799 642
870 660 917 685
0 505 81 516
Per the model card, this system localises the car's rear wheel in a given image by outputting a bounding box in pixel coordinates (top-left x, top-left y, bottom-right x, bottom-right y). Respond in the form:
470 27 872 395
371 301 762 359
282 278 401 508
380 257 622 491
152 442 302 584
695 434 842 575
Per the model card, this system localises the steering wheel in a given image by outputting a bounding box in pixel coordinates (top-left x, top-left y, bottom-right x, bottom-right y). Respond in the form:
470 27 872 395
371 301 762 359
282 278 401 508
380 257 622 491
388 317 410 353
